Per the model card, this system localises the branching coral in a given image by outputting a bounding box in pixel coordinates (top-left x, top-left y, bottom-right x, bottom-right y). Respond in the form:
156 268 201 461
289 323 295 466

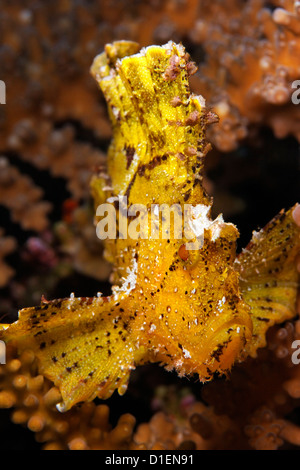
0 156 51 232
135 320 300 450
2 0 300 212
189 0 300 150
0 42 299 443
55 204 112 282
1 0 299 293
2 319 300 450
0 0 300 452
0 346 140 450
0 229 16 288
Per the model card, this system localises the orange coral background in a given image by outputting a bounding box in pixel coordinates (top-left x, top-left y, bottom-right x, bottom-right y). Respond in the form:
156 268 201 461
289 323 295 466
0 0 300 450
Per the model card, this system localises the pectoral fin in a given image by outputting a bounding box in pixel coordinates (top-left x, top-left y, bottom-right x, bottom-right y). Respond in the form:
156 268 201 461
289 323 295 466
0 295 145 411
235 204 300 356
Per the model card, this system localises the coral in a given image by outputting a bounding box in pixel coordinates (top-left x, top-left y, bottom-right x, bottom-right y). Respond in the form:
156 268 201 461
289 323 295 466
1 0 300 288
1 0 300 198
55 204 112 282
244 407 286 450
0 41 299 428
189 0 300 150
135 320 300 451
0 41 298 414
134 401 241 450
0 229 16 288
0 156 51 232
199 320 300 449
0 346 140 450
0 0 299 452
2 318 300 450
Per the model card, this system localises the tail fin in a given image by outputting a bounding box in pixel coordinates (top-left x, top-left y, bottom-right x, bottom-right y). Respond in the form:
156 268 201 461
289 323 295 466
0 295 146 411
235 204 300 356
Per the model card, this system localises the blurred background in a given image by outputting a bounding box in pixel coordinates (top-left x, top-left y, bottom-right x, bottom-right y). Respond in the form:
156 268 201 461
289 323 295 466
0 0 299 450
